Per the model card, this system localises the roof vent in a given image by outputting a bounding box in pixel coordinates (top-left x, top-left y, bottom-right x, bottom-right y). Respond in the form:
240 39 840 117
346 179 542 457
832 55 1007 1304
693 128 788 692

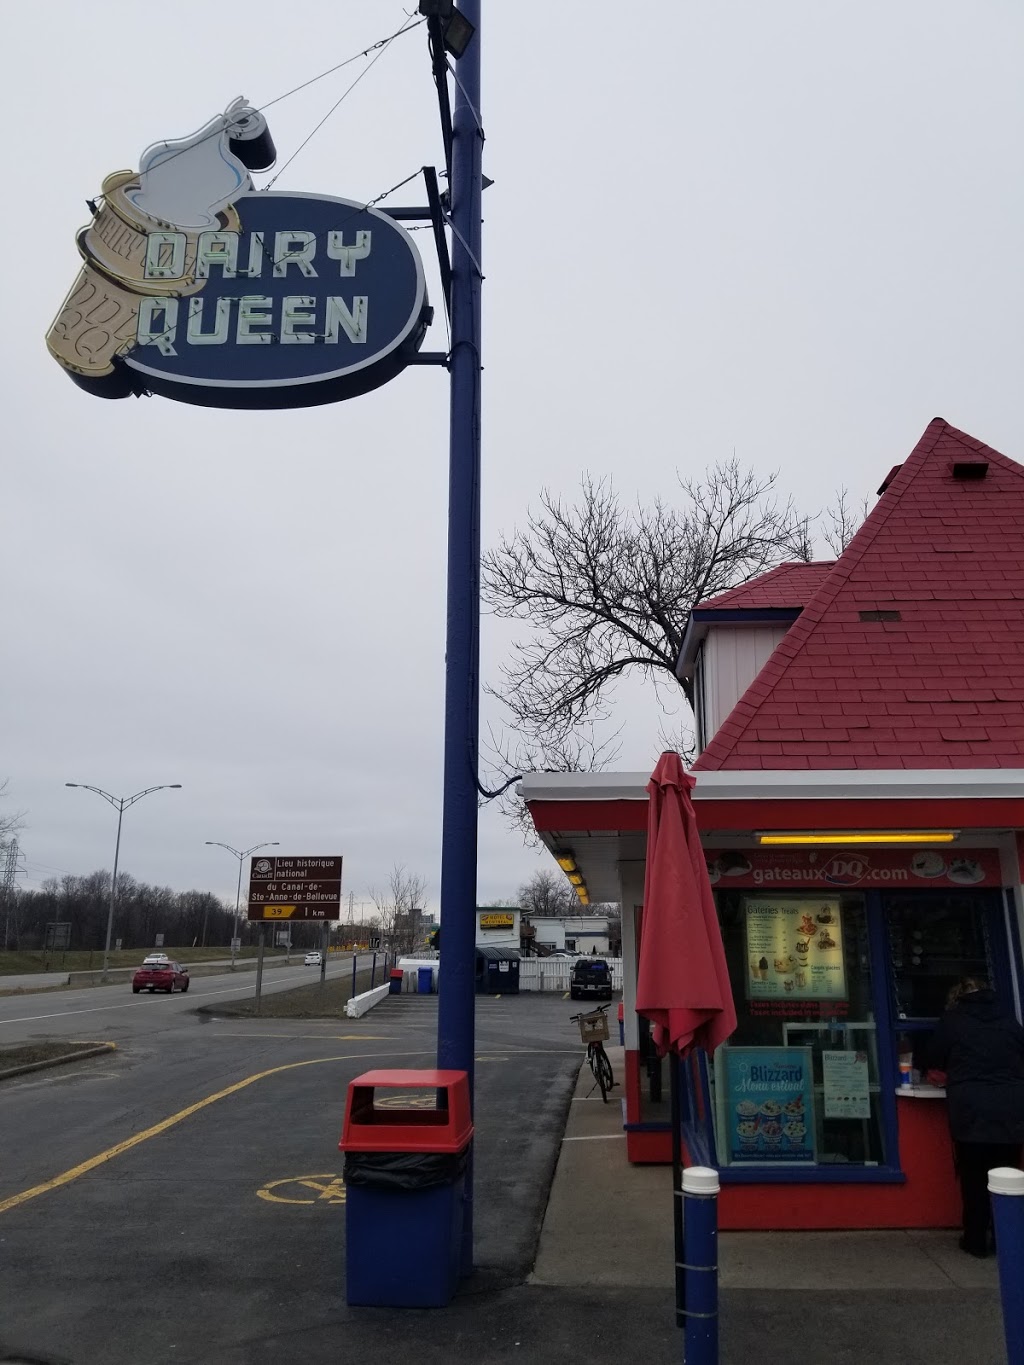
951 459 988 480
877 464 902 494
859 609 901 622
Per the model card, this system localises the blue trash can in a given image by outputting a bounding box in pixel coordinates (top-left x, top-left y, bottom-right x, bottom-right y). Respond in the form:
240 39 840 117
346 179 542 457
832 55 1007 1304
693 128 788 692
340 1069 473 1308
418 965 434 995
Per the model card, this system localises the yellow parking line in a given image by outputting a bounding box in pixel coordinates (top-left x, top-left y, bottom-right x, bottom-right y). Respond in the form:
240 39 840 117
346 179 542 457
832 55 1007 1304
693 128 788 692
0 1048 432 1217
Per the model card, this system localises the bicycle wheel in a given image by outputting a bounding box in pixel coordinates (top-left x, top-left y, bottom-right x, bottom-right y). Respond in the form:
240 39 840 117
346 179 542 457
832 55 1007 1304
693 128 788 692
593 1045 614 1102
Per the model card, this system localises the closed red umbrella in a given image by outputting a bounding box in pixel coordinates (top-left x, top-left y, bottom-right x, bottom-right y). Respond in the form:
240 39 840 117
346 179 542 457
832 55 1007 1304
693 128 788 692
636 751 736 1342
637 752 736 1055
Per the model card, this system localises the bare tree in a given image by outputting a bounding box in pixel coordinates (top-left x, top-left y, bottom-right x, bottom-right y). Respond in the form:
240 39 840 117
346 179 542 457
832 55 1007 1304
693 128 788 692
369 863 429 956
482 721 626 840
821 487 872 556
517 869 578 918
482 462 811 750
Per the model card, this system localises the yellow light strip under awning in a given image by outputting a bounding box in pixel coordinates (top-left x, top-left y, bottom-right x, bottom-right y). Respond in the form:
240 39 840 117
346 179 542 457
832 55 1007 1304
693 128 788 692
757 831 959 846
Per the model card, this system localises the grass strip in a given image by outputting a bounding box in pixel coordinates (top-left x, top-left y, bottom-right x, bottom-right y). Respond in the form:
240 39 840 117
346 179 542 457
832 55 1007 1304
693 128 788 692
201 967 385 1019
0 1041 115 1078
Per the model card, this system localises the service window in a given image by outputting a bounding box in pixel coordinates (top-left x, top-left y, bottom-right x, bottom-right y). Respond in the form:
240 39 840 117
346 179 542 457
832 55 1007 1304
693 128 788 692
713 891 888 1168
884 889 1004 1080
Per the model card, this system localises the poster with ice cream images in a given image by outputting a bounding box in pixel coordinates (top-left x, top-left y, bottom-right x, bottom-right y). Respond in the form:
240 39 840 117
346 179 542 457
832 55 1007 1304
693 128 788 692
822 1049 871 1120
724 1047 816 1163
744 896 847 1001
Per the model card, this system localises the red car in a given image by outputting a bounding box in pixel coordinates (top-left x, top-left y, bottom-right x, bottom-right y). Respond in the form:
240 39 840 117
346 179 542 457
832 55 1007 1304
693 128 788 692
132 961 190 994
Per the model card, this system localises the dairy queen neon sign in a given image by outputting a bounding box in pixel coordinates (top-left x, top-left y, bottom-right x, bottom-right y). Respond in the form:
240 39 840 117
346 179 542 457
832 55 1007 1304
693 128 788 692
46 98 430 408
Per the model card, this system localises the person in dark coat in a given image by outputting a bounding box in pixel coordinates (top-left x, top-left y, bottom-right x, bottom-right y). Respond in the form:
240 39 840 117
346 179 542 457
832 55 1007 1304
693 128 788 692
928 977 1024 1257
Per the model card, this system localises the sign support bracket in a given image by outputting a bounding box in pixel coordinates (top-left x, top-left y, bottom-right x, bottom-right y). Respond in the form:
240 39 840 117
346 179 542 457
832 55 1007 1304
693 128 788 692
423 165 452 321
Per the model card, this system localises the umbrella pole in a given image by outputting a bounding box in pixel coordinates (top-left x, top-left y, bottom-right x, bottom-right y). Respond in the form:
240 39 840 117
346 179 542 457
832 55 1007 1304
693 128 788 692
671 1051 686 1331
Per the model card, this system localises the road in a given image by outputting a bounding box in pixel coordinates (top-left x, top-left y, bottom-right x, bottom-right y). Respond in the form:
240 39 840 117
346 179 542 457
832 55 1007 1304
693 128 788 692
0 980 582 1365
0 952 376 1045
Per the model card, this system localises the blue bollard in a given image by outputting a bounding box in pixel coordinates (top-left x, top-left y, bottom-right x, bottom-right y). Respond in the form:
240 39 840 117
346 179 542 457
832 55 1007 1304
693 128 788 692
682 1166 719 1365
989 1167 1024 1364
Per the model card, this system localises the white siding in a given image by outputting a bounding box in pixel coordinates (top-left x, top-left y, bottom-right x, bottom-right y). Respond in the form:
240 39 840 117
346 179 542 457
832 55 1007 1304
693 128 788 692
697 625 791 750
533 916 610 952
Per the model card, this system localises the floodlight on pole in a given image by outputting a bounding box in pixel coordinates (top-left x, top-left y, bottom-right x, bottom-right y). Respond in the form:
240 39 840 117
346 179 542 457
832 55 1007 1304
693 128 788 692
418 0 476 57
65 782 182 981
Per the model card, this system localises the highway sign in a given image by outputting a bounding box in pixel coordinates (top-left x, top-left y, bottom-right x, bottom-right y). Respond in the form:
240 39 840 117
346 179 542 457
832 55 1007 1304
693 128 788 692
247 855 343 921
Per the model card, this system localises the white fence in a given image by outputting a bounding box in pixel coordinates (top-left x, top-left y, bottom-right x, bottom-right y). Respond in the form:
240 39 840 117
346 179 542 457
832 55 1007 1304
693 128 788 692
518 957 623 992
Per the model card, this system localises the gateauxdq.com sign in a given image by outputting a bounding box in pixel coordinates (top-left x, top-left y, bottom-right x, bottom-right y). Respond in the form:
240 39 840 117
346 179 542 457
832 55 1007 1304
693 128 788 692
46 98 430 408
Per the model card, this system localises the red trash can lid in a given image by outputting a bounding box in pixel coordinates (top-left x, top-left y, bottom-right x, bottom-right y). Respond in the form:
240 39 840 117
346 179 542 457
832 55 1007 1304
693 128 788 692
340 1069 473 1154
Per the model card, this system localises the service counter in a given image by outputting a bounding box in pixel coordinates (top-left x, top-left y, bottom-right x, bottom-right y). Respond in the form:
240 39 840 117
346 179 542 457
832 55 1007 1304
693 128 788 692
713 1087 960 1230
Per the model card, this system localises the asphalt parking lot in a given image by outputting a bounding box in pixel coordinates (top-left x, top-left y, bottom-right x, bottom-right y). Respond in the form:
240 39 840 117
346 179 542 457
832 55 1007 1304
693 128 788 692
0 992 581 1365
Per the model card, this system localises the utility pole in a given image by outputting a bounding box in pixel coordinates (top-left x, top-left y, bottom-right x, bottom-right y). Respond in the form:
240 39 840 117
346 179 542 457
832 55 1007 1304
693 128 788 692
433 0 483 1272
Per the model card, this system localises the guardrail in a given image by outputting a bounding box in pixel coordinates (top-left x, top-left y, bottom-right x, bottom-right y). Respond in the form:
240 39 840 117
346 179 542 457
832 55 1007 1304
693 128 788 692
346 984 391 1018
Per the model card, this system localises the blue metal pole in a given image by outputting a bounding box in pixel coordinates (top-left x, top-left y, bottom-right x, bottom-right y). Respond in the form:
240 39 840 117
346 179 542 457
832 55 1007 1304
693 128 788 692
435 0 482 1276
682 1166 720 1364
351 952 357 999
436 0 483 1066
990 1167 1024 1363
370 951 377 989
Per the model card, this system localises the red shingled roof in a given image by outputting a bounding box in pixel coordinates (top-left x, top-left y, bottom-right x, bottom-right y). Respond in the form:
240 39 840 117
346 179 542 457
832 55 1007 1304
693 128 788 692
694 419 1024 771
698 562 837 611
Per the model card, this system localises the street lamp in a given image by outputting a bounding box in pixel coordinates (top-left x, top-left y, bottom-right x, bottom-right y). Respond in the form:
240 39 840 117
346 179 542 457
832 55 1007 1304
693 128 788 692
65 782 182 981
205 840 279 947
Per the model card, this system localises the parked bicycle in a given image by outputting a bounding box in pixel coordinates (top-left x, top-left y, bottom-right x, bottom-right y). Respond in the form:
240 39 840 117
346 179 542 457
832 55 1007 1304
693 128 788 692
570 1002 615 1102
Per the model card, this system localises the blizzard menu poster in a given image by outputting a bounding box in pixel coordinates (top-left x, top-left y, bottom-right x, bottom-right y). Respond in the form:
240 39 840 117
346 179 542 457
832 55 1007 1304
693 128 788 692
744 896 847 1001
724 1046 816 1163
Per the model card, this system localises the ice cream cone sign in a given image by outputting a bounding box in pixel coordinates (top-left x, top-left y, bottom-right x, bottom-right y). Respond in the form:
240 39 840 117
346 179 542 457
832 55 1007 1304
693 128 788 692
47 97 430 409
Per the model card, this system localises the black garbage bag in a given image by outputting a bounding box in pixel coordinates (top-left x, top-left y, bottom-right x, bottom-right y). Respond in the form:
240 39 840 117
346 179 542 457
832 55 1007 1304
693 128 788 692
344 1147 469 1192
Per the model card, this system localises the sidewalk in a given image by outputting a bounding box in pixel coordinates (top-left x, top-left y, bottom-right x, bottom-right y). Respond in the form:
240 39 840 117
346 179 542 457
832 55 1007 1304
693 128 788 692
209 1044 1008 1365
530 1045 1008 1361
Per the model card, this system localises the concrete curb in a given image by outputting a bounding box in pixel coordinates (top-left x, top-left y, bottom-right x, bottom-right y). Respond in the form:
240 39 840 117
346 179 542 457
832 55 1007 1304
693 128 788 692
0 1041 117 1082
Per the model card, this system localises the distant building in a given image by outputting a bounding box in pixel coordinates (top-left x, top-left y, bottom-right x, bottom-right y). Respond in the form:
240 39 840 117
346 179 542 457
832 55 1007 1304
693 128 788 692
529 915 614 956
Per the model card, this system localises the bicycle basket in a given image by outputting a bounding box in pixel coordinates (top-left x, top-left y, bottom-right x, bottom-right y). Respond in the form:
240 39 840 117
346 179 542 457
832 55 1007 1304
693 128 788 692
577 1010 609 1044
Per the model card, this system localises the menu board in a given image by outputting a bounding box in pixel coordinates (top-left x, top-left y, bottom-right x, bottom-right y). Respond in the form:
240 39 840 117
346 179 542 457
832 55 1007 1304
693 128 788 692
723 1047 816 1163
822 1049 871 1119
744 897 847 1000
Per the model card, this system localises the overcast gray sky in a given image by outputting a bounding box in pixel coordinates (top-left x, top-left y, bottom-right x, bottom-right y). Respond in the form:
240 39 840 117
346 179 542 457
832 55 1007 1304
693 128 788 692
3 2 1023 913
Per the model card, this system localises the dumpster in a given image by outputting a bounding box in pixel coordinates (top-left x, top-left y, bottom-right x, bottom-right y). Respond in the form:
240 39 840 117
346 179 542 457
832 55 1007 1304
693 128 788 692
388 969 403 996
417 965 434 995
474 945 520 994
340 1069 472 1307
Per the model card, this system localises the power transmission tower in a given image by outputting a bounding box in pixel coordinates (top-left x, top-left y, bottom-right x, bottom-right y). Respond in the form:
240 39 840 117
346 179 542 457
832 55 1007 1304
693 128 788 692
1 839 20 950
